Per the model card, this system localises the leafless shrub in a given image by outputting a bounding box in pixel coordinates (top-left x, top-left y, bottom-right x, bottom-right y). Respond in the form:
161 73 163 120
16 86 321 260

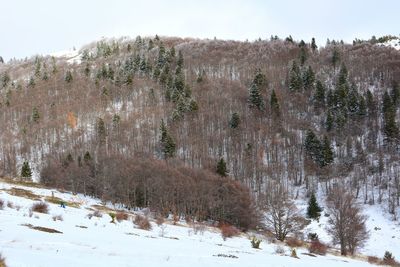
52 215 63 221
275 245 285 254
134 215 152 230
219 223 240 240
31 202 49 214
308 240 327 255
0 199 4 210
6 202 14 209
156 215 165 226
192 223 206 235
87 210 102 219
116 212 128 222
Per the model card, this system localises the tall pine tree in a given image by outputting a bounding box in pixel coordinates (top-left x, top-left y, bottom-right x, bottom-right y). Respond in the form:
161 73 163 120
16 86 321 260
160 120 176 159
248 82 265 110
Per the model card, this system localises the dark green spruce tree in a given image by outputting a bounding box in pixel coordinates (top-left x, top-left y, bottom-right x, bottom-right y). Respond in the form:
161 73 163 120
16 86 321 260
321 136 334 167
160 119 176 159
229 112 240 129
382 91 399 141
216 158 228 177
314 80 325 108
21 161 32 179
311 37 318 52
270 89 280 117
248 82 265 110
304 129 322 163
289 60 303 91
307 192 322 219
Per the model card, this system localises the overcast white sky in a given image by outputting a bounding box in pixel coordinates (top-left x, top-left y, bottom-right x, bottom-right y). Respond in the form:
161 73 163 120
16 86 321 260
1 0 399 60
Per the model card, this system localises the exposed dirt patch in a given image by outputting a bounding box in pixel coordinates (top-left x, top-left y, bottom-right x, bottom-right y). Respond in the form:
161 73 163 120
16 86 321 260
21 223 63 234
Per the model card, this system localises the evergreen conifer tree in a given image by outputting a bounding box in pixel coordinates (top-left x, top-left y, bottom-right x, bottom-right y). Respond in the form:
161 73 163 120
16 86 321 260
321 136 334 167
326 110 334 132
229 112 240 129
21 161 32 179
304 130 322 163
65 70 73 83
32 107 40 123
289 61 303 91
248 82 265 110
332 48 340 70
314 80 325 108
307 192 322 219
97 118 106 145
382 91 399 141
303 66 315 90
311 37 318 52
216 158 228 177
160 120 176 159
270 89 280 117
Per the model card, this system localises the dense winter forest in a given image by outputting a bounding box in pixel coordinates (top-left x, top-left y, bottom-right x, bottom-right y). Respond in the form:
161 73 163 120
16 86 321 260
0 35 400 254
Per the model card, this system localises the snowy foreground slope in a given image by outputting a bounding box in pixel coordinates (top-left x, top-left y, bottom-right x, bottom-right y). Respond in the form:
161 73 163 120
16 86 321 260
0 179 378 267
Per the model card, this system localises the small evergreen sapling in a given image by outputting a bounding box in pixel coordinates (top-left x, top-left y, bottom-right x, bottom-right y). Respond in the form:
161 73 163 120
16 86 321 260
216 158 227 177
307 192 322 219
21 161 32 179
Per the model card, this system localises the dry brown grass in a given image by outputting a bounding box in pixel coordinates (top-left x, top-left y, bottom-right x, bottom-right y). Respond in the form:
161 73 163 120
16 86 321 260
45 196 80 208
0 177 45 189
0 253 6 267
367 256 380 264
31 202 49 214
5 187 40 200
91 204 115 213
21 223 62 234
286 237 304 248
134 215 152 230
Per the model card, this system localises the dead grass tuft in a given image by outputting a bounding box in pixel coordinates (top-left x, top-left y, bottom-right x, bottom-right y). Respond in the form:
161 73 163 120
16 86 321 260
0 252 6 267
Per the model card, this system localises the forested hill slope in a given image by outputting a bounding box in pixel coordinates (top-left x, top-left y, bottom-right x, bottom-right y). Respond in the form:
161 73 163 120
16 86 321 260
0 35 400 226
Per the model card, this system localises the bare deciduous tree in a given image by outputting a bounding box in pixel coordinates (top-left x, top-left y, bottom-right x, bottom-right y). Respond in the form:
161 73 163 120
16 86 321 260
264 182 305 241
326 185 369 255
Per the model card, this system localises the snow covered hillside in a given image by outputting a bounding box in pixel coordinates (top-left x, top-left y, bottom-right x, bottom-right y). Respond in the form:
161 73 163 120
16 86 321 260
0 179 373 267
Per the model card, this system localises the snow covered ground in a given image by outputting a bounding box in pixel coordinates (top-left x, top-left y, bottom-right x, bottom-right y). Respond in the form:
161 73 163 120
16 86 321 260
0 179 375 267
49 49 81 64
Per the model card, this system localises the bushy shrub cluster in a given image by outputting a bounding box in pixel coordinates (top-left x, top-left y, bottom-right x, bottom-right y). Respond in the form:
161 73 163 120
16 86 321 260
31 202 49 214
41 154 259 229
